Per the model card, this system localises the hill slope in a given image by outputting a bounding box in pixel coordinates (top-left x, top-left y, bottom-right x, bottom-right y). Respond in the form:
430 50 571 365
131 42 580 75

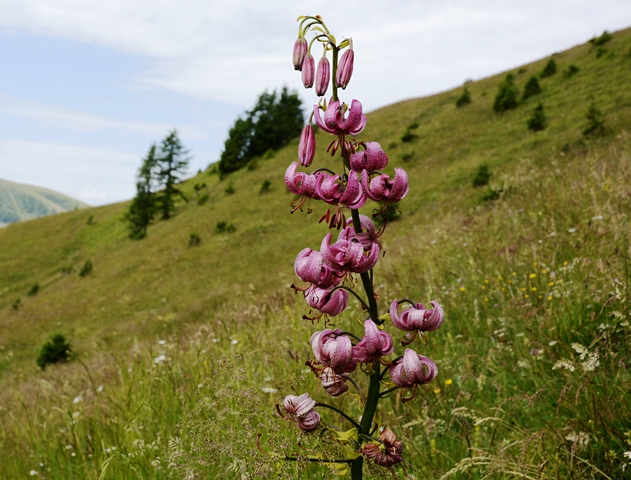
0 178 89 226
0 27 630 479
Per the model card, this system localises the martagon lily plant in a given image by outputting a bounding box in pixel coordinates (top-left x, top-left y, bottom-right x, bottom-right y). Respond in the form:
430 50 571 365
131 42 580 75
265 16 444 478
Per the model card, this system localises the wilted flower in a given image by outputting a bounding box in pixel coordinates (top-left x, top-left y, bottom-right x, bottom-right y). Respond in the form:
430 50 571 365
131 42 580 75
294 248 340 289
302 53 315 88
305 285 349 318
298 123 316 167
315 55 331 97
349 142 389 172
353 319 394 363
292 37 308 70
361 167 409 204
316 170 366 210
311 328 356 374
336 46 354 89
390 348 438 388
320 367 349 396
282 393 321 432
390 299 444 333
313 99 366 137
360 428 403 467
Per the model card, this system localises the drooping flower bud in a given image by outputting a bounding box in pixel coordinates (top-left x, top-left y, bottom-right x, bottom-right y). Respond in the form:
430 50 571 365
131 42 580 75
389 348 438 388
349 142 389 172
292 37 308 71
315 56 331 97
302 53 315 88
298 123 316 167
336 47 354 89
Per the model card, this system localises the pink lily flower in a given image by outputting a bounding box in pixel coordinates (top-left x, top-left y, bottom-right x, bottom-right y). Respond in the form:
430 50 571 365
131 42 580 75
349 142 389 173
336 47 354 89
313 99 366 136
352 319 394 363
292 37 308 71
315 55 330 97
311 328 357 374
342 215 383 250
282 393 321 432
302 53 315 88
294 248 339 289
298 123 316 167
305 285 349 318
320 229 381 274
390 300 444 333
389 348 438 388
316 170 366 210
361 167 409 203
320 367 349 396
284 162 321 213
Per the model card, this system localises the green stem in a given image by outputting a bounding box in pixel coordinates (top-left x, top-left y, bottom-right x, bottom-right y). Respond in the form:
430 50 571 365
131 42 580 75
332 47 339 103
315 402 360 429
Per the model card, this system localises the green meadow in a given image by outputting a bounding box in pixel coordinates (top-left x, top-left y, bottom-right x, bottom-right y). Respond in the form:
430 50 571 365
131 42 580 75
1 28 631 479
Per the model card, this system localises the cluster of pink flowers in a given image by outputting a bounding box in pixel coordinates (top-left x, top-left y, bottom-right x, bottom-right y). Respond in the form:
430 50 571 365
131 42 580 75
279 16 445 474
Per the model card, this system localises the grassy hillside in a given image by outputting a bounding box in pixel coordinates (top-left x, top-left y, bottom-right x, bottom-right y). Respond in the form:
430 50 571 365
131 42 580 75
0 178 89 226
0 28 630 479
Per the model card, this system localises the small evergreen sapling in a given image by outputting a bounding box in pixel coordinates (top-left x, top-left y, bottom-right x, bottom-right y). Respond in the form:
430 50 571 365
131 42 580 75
540 59 557 78
37 334 72 369
493 74 519 113
583 102 605 137
527 104 547 132
472 164 492 188
456 88 472 107
522 76 542 101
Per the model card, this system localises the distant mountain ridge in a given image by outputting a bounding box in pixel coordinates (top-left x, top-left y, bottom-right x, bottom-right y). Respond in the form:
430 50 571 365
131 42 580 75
0 178 89 226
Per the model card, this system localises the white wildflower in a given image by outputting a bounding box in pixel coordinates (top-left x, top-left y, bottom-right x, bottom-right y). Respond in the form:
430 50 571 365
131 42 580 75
262 386 278 393
549 341 557 346
96 385 104 393
29 470 38 476
73 396 83 404
624 451 631 460
568 228 576 233
158 340 166 345
154 354 166 364
553 360 575 372
231 339 238 345
591 215 603 221
566 431 590 445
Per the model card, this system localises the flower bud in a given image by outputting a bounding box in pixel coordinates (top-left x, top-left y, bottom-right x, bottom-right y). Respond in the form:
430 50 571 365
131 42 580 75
336 47 354 89
298 123 316 167
302 53 315 89
315 56 330 97
292 37 308 70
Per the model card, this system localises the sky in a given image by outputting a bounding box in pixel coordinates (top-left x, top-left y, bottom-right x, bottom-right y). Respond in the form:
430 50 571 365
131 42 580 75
1 1 630 206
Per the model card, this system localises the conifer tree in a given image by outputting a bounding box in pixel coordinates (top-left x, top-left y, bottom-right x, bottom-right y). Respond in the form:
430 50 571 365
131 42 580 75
155 130 189 220
126 145 158 239
493 73 519 113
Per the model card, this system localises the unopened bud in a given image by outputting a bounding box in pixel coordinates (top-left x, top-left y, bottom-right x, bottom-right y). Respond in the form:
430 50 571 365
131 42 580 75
292 37 308 71
302 53 315 89
336 47 354 89
315 56 330 97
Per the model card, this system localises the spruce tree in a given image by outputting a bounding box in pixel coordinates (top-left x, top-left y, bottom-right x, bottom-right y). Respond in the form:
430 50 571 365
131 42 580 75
155 130 189 220
493 74 519 113
126 145 158 239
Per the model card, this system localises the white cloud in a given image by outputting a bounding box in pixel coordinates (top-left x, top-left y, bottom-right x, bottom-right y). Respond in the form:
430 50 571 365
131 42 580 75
0 140 138 205
2 1 630 110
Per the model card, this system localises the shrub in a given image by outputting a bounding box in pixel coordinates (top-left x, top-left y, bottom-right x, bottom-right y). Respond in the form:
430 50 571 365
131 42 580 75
472 164 492 188
79 259 93 277
216 221 236 234
540 59 557 78
260 180 272 193
527 103 547 132
407 122 420 130
37 333 72 370
564 64 580 78
493 74 519 113
193 182 206 192
401 153 415 163
590 30 613 47
263 149 275 160
481 188 502 202
456 88 471 107
189 233 201 246
400 129 417 143
27 283 40 297
595 47 608 59
522 76 541 101
197 193 209 205
247 159 259 171
583 102 605 137
224 184 235 195
11 299 20 311
86 215 94 225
